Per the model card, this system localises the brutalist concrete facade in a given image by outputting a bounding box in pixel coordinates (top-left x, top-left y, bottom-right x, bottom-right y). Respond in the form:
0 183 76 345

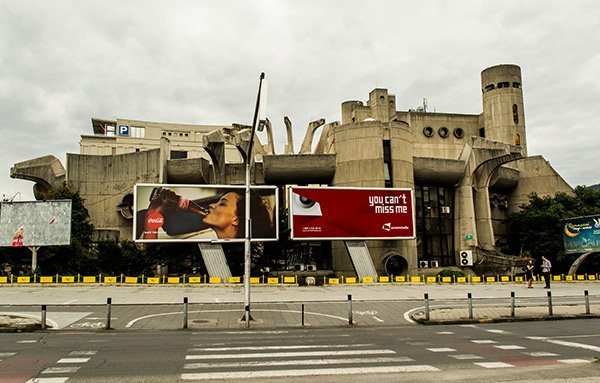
11 64 573 276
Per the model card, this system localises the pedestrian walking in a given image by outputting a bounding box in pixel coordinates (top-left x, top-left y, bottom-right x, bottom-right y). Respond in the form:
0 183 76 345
541 256 552 288
525 260 534 288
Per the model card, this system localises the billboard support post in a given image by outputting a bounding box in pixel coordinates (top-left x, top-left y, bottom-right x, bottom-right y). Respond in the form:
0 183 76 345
28 246 40 272
242 72 266 327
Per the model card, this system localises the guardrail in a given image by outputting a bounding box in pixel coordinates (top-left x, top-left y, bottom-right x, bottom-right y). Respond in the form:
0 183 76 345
0 273 598 285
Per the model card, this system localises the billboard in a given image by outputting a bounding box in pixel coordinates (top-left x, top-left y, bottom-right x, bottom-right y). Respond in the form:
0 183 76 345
134 184 278 243
0 200 72 247
562 214 600 254
289 187 415 240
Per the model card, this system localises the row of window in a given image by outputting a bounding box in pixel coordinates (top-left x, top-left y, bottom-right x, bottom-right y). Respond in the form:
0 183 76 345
483 81 521 92
104 125 146 138
162 131 190 137
423 126 464 139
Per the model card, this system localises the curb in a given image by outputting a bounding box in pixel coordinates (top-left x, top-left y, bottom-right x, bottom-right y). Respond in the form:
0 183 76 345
415 313 600 325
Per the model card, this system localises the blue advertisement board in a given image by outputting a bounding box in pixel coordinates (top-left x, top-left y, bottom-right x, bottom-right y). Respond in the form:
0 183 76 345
562 214 600 254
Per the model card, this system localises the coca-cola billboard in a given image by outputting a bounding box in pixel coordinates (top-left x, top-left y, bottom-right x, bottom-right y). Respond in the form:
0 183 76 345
134 184 278 243
289 187 415 240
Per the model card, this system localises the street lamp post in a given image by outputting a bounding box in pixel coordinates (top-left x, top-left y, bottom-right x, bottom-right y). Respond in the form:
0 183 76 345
243 73 267 327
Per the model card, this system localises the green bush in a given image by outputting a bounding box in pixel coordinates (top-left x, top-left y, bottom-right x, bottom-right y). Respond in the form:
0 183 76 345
437 268 465 279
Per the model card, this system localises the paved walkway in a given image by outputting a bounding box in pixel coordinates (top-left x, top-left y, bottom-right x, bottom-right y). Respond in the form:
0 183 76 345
0 282 598 330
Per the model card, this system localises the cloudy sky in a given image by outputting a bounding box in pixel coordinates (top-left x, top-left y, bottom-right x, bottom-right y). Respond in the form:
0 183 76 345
1 0 599 201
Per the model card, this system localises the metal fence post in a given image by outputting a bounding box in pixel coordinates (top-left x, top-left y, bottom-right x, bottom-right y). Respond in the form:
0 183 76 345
183 297 189 329
584 290 590 315
424 293 430 321
468 292 473 319
547 291 553 316
510 292 515 317
301 303 305 327
41 305 47 330
105 297 112 330
347 294 353 325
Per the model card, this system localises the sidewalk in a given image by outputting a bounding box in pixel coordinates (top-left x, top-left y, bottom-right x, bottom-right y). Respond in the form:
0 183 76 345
0 282 598 331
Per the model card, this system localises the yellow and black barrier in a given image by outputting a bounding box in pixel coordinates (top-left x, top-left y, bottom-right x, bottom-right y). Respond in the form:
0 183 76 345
0 273 598 285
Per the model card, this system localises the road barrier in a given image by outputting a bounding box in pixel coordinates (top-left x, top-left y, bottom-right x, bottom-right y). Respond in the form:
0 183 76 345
0 273 598 286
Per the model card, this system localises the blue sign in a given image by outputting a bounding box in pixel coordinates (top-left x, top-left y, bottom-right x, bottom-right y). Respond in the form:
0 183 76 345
118 125 130 136
562 214 600 254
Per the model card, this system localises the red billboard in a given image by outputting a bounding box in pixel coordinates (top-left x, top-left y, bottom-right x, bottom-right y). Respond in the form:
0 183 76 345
134 184 278 243
289 187 415 240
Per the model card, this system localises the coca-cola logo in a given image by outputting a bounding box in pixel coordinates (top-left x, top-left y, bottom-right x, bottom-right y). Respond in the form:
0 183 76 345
146 212 165 230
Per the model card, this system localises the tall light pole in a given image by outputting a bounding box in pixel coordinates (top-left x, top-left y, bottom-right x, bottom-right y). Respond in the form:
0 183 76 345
243 72 267 327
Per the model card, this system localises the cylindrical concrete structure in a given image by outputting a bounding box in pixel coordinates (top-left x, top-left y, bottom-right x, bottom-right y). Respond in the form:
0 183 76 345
481 64 527 155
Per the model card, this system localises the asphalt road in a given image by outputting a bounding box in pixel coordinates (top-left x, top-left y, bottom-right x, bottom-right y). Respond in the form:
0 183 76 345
1 319 599 382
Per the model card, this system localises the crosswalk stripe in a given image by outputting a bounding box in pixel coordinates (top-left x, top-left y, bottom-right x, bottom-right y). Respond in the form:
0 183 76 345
191 344 371 352
0 352 17 358
25 378 69 383
42 366 81 374
184 356 414 369
57 357 90 363
186 349 396 360
181 365 439 380
474 362 514 368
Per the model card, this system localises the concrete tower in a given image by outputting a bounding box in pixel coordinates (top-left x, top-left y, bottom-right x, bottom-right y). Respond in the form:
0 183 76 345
481 64 527 155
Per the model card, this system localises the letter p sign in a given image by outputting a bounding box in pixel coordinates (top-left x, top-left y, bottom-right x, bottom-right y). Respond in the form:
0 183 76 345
118 125 130 136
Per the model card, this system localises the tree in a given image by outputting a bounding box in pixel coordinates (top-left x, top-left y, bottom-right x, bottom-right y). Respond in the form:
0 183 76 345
506 186 600 273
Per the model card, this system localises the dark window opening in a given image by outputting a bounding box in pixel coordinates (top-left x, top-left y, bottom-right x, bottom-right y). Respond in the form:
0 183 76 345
415 185 455 266
453 127 464 139
170 150 188 159
514 133 521 146
479 127 485 137
512 104 519 124
383 140 393 188
484 84 495 92
497 81 510 88
512 82 521 89
438 127 449 138
423 126 434 137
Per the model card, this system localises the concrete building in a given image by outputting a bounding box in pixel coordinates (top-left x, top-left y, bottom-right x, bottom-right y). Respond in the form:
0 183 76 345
11 64 573 277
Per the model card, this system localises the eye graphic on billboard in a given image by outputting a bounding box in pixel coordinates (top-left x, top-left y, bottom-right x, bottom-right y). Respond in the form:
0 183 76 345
289 187 415 240
134 184 278 243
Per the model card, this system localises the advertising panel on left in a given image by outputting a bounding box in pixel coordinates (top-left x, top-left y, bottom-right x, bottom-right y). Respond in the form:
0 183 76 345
134 184 278 243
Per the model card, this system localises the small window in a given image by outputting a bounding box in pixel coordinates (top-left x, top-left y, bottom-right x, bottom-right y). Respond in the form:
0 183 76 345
423 126 434 137
453 127 464 139
170 150 187 159
479 127 485 137
514 133 521 146
512 82 521 89
512 104 519 124
106 125 116 137
438 127 449 138
484 84 495 92
497 81 510 88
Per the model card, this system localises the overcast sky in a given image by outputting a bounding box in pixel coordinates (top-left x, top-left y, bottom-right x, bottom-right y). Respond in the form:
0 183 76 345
1 0 599 201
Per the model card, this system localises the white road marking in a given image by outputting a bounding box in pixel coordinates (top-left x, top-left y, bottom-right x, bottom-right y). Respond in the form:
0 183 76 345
57 357 90 363
485 329 506 334
426 347 456 352
524 352 559 357
127 309 347 328
186 349 396 360
191 344 371 352
42 366 81 374
494 345 525 350
184 356 414 369
528 337 600 352
69 351 97 356
436 331 454 335
372 316 385 322
557 359 591 364
25 378 69 383
449 354 484 360
471 340 497 344
181 365 439 380
0 352 16 358
18 340 39 344
198 330 289 336
474 362 514 368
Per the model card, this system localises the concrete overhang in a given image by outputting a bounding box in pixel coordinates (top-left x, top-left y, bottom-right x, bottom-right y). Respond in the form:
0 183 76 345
263 154 336 184
489 166 520 191
10 155 66 198
166 157 212 184
413 157 465 186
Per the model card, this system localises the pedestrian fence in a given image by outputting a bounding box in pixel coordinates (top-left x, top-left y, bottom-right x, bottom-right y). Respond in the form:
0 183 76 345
1 291 598 331
0 273 598 285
